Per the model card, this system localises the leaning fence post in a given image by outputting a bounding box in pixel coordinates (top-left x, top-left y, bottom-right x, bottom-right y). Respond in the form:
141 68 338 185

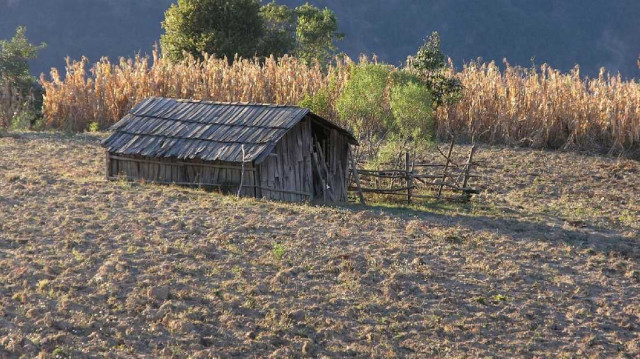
349 147 366 205
437 136 456 199
461 144 478 199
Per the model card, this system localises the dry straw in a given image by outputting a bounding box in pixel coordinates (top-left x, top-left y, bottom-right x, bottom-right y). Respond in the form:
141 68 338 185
40 52 640 156
437 61 640 155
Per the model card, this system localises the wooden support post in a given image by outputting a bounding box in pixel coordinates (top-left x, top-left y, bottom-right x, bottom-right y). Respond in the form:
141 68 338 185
405 152 412 204
105 151 111 180
461 144 478 198
237 145 245 198
437 136 456 199
349 147 366 205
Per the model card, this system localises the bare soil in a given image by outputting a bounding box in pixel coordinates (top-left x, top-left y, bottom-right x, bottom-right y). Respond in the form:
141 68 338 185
0 132 638 358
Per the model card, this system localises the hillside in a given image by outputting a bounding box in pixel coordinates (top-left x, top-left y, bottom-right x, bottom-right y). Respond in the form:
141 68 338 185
0 132 638 357
2 0 640 78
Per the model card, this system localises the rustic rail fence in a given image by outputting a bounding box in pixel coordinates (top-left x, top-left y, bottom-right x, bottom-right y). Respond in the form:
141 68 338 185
348 138 483 205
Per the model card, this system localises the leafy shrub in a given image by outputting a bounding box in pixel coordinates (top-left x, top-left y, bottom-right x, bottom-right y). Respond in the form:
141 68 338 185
406 32 462 107
390 74 433 139
336 63 392 140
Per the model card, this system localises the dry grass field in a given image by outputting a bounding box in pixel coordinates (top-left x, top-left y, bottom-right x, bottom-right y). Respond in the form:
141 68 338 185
0 132 639 358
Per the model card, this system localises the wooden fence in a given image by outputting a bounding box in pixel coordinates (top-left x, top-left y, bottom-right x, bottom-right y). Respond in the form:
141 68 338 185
348 139 483 204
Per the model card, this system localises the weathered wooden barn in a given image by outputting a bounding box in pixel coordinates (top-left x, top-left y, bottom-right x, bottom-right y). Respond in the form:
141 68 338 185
102 97 358 202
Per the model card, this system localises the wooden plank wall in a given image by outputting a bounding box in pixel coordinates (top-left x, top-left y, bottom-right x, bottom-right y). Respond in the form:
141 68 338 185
106 117 351 203
325 129 349 202
107 155 256 197
257 118 313 202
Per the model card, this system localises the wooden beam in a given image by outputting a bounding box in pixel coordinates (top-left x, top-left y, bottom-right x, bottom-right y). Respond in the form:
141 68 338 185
348 147 366 205
106 176 312 197
437 137 456 199
105 151 111 180
109 155 255 172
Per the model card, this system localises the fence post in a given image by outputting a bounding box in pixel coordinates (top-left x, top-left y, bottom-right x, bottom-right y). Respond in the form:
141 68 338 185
237 145 245 198
405 152 412 204
349 147 366 205
461 144 477 199
437 136 456 199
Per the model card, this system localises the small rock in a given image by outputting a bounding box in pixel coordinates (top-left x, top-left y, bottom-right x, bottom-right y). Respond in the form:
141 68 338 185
245 331 256 340
148 285 169 301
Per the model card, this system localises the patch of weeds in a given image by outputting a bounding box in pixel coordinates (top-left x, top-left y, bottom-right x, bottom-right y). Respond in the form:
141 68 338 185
619 210 637 226
473 296 486 305
87 122 100 133
52 347 68 358
243 297 257 309
71 248 84 262
493 294 507 302
167 343 185 356
272 242 286 261
231 266 243 277
37 279 51 292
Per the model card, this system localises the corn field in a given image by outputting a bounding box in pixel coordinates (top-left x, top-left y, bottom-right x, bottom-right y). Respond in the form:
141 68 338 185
40 49 353 132
437 61 640 155
40 51 640 156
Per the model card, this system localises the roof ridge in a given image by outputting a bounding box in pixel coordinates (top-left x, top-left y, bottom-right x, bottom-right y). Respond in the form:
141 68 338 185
149 96 305 109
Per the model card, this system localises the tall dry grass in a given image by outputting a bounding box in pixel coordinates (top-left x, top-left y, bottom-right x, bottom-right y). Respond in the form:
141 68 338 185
437 61 640 155
41 49 352 131
40 52 640 156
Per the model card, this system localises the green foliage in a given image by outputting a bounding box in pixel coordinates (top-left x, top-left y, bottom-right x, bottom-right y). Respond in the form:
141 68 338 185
413 31 445 74
337 63 392 139
271 242 286 261
299 87 331 118
337 63 433 142
160 0 343 65
294 3 343 66
0 26 45 129
160 0 264 61
0 26 45 85
259 1 296 58
88 122 100 133
390 78 433 139
407 32 462 107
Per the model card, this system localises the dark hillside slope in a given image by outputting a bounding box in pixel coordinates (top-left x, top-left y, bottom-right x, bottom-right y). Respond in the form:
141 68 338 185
2 0 640 77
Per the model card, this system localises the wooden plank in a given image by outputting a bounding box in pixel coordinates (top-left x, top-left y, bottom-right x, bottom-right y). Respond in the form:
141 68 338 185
461 144 478 196
108 155 255 172
437 137 456 199
348 147 366 205
105 152 111 180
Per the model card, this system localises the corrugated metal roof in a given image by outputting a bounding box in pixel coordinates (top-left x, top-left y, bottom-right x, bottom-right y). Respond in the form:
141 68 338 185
102 97 357 163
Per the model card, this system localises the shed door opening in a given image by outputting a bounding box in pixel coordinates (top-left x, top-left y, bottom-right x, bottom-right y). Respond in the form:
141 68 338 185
310 120 349 202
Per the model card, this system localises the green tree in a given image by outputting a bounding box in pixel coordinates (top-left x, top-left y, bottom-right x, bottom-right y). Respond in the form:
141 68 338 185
160 1 343 65
0 26 45 88
0 26 46 129
336 63 392 140
390 78 433 139
160 0 264 61
295 3 343 65
259 1 296 58
407 31 462 107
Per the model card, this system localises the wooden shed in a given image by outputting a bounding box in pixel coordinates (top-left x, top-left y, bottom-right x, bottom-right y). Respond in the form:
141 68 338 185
101 97 358 202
